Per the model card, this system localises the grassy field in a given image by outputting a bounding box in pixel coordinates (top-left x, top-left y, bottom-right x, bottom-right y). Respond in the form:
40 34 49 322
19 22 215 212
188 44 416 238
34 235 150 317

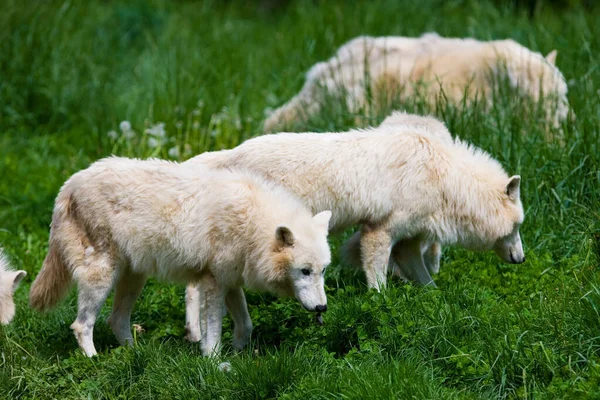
1 0 599 398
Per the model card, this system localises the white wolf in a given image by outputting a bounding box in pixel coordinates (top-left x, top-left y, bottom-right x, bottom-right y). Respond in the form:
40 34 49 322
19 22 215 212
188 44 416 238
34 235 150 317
29 157 332 357
264 33 568 132
183 112 455 342
0 251 27 325
185 120 525 295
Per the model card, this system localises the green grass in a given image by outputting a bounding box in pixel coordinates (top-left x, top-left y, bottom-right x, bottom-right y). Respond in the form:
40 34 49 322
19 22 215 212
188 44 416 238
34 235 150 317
1 0 599 398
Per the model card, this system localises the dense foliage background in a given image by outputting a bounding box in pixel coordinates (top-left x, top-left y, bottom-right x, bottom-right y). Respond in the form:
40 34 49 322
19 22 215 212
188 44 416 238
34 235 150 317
1 0 599 398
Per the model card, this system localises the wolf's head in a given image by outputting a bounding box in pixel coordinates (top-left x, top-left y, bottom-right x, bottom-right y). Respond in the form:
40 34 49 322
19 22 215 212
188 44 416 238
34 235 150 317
271 211 332 313
0 254 27 325
460 175 525 264
492 176 526 264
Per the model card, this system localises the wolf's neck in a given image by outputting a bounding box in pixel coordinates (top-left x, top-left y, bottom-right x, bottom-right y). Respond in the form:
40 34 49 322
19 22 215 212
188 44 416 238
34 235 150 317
433 154 505 246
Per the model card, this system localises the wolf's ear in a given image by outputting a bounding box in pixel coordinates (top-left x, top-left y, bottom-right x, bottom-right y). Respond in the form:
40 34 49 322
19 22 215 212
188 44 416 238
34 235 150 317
313 210 332 232
546 50 557 66
276 226 295 249
506 175 521 201
9 270 26 292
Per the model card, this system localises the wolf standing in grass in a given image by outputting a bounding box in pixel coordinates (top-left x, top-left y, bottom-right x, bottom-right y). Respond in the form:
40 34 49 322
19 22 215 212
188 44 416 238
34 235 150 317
188 122 525 291
29 157 332 357
0 251 27 325
264 33 568 132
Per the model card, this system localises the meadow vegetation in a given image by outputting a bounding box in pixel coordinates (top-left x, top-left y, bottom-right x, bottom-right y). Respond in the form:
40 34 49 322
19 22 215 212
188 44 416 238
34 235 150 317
0 0 599 398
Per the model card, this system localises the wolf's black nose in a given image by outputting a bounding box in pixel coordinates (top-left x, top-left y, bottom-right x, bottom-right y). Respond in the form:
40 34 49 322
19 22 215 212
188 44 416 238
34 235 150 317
315 305 327 313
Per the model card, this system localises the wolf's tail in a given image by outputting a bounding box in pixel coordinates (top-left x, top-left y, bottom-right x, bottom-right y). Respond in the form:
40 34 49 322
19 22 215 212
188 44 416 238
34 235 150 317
30 190 75 312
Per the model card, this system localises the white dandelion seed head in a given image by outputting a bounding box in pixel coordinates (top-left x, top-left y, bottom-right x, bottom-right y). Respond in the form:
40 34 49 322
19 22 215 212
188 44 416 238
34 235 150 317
123 129 136 139
145 122 166 137
107 130 118 140
168 146 180 158
147 137 160 148
218 362 232 373
119 120 132 132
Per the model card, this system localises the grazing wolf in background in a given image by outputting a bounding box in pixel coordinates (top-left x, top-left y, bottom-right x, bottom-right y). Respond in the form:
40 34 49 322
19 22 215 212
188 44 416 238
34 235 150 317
29 157 332 357
0 251 27 325
184 117 526 341
264 33 568 132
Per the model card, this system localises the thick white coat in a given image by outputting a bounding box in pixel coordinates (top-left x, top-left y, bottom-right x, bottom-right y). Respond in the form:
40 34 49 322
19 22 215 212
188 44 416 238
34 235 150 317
29 157 332 357
0 251 27 325
264 33 569 131
187 122 526 291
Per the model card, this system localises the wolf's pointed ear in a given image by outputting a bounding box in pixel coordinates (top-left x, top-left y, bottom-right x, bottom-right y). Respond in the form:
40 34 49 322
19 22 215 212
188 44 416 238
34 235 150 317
546 50 557 66
276 226 295 249
9 270 26 292
313 210 332 232
506 175 521 201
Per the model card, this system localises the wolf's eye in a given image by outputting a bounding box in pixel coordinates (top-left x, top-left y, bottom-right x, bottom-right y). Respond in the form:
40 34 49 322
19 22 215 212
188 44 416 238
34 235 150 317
301 268 311 276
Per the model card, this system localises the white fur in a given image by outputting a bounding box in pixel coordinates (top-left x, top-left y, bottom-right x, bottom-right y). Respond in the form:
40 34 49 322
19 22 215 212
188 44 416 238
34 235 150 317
187 124 526 293
0 251 27 325
264 33 569 132
29 157 331 357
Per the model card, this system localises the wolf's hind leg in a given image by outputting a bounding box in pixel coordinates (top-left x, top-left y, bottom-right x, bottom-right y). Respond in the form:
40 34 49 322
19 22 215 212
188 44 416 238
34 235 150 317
198 272 225 357
225 287 252 351
107 268 147 346
184 283 202 343
71 255 117 357
391 238 436 287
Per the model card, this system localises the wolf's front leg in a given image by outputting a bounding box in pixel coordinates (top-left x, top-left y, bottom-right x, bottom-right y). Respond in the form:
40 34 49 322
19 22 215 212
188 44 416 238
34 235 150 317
360 226 393 291
225 287 252 351
184 283 202 343
198 272 225 357
391 238 436 287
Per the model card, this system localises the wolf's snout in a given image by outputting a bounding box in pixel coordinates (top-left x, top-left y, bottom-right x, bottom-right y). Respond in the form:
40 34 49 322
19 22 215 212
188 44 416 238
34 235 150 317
315 304 327 313
510 253 526 264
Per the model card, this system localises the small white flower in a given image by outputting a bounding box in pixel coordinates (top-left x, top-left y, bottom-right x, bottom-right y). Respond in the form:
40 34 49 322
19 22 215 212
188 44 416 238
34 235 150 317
197 100 205 108
148 137 160 148
123 129 136 139
145 122 166 137
168 146 180 158
211 130 217 137
192 109 201 116
218 362 232 373
119 120 132 132
107 130 118 140
192 121 200 130
175 121 183 130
